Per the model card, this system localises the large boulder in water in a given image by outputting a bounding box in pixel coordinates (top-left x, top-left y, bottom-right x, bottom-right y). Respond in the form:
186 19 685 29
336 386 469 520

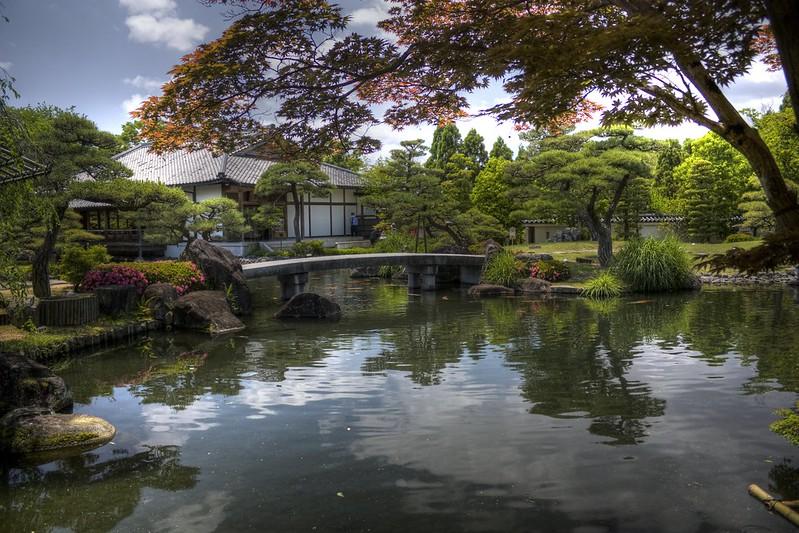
517 277 552 294
0 406 115 455
143 283 178 323
274 293 341 320
468 284 515 297
172 290 245 334
0 353 72 416
181 239 252 315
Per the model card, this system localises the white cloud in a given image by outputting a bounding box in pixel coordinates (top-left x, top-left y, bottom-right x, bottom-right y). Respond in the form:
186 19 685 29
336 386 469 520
119 0 176 16
0 61 12 71
123 74 164 91
122 93 146 115
120 0 208 52
349 1 389 27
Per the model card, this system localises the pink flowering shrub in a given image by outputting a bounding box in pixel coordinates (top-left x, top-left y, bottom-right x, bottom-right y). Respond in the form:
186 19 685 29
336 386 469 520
81 265 149 294
530 260 571 282
82 261 206 296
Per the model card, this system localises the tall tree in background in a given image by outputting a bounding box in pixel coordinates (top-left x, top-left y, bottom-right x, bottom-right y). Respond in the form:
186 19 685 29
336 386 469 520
364 140 503 249
461 128 488 169
471 157 512 227
652 140 685 211
255 162 330 243
426 123 462 169
489 137 513 161
16 106 129 297
135 0 799 236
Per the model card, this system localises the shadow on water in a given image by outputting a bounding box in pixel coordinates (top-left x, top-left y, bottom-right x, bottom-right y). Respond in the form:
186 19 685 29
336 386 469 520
2 275 799 531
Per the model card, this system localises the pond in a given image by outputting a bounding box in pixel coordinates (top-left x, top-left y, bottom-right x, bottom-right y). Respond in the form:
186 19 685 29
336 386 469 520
3 274 799 532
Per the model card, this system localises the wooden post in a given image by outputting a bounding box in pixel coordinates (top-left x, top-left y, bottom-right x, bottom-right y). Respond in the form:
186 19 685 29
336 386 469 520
748 483 799 527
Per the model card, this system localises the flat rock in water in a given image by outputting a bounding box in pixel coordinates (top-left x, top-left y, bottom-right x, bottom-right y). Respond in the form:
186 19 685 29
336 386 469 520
172 290 245 334
468 284 515 297
0 407 115 455
0 353 72 416
274 293 341 320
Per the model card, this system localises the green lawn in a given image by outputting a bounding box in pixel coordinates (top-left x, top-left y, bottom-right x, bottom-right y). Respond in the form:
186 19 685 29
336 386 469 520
508 239 763 262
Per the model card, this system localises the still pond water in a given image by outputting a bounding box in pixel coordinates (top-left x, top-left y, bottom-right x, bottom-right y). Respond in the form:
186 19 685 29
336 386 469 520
3 274 799 532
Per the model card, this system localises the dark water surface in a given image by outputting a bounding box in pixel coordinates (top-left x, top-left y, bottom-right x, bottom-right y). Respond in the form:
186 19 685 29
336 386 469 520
3 274 799 532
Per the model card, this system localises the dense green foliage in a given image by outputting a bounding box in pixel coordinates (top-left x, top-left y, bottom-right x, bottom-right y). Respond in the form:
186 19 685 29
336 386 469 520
59 245 111 288
461 129 488 169
364 140 504 250
470 157 512 226
724 233 757 243
613 236 694 293
426 123 462 169
482 250 524 287
489 137 513 161
771 402 799 446
581 272 624 299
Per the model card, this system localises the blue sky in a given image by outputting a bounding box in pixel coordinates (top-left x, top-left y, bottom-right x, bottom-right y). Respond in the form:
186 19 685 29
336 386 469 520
1 1 789 159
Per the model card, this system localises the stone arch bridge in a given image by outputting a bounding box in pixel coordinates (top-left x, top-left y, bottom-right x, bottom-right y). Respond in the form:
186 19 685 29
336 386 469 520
242 253 486 299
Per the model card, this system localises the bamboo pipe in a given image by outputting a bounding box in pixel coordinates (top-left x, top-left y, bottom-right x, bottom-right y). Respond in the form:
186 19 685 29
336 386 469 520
748 483 799 528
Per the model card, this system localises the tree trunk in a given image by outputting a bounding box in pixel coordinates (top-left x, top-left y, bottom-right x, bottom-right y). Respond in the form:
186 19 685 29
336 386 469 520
32 207 65 299
582 214 613 267
727 127 799 232
765 0 799 128
290 186 302 243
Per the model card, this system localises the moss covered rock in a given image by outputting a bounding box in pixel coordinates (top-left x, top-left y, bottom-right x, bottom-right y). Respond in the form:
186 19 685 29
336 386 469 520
0 407 115 455
0 353 73 416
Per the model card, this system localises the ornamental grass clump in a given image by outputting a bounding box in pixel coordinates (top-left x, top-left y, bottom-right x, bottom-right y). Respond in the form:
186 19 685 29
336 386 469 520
613 236 693 293
482 249 525 287
581 272 623 299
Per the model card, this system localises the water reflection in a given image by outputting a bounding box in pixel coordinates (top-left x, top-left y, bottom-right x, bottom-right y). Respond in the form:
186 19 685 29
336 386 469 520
3 277 799 531
0 446 198 532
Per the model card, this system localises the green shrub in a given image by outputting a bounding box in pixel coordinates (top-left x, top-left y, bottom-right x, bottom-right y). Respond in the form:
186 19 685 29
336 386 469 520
482 250 525 287
771 402 799 446
245 243 270 257
374 231 415 253
581 272 623 299
612 236 693 292
60 245 111 288
530 260 571 282
724 232 756 243
288 240 326 257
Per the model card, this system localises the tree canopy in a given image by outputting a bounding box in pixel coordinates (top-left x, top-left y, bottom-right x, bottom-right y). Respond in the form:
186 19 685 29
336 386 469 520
134 0 799 240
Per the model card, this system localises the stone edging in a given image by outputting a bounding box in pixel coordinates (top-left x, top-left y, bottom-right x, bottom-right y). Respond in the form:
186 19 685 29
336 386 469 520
10 320 163 362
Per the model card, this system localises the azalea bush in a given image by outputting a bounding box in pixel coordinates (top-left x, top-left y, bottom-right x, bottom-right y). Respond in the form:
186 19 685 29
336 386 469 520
81 265 149 294
530 260 571 282
82 261 205 296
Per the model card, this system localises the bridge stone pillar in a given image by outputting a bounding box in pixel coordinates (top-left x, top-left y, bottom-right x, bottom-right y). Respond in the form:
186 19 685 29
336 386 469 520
278 272 309 300
459 265 482 285
407 265 438 292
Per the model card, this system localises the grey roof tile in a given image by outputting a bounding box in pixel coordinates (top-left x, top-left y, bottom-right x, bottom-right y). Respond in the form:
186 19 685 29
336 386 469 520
113 144 364 188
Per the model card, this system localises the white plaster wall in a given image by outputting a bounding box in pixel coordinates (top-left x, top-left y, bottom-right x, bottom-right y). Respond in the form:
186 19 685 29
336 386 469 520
194 184 222 202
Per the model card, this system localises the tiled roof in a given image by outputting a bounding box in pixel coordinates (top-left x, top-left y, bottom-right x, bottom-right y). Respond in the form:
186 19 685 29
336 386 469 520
113 144 364 188
522 214 685 225
68 199 114 210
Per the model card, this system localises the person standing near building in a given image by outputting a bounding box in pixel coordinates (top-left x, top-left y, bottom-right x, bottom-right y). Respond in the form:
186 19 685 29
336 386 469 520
350 212 359 237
